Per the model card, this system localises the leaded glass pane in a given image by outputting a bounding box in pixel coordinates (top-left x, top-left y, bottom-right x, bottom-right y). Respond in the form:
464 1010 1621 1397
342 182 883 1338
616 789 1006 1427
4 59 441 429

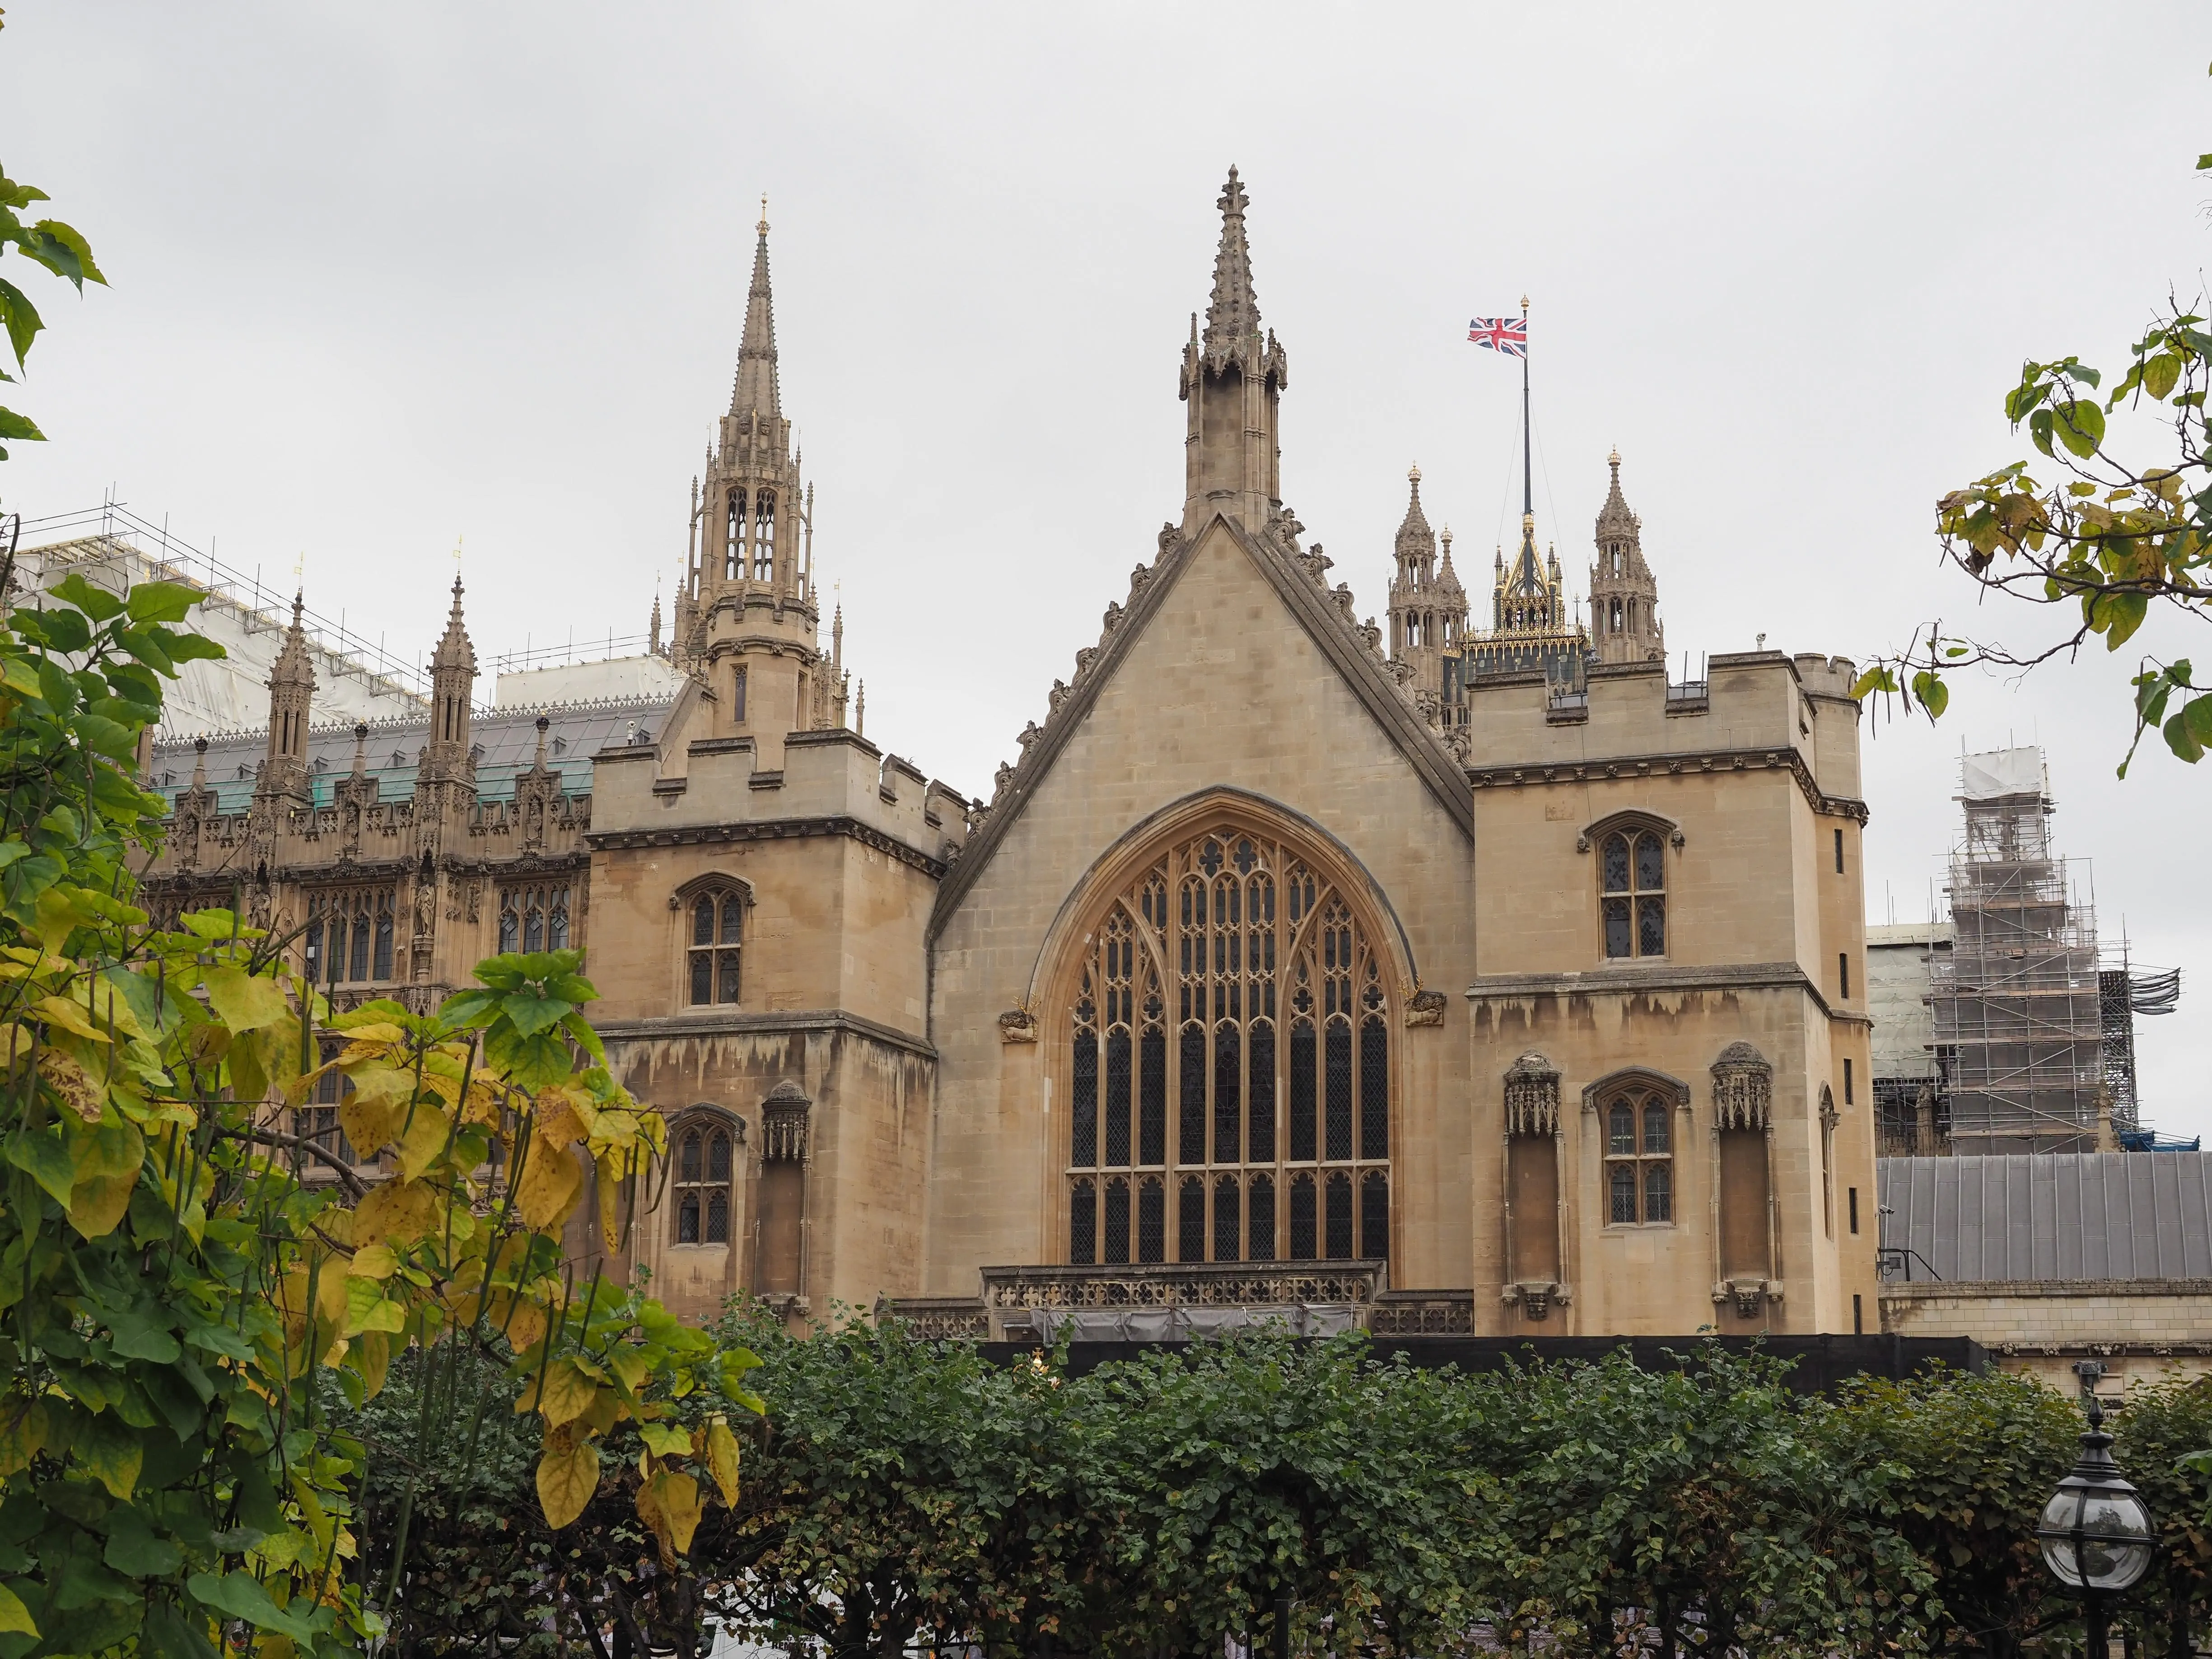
524 905 544 952
1643 1101 1670 1155
1248 1175 1275 1261
1246 1021 1275 1162
1071 1030 1098 1166
679 1193 700 1244
1103 1179 1130 1264
1139 1028 1166 1165
1178 1177 1205 1262
721 898 742 944
1608 1103 1633 1154
349 917 369 980
717 950 741 1003
1105 1030 1132 1165
690 951 713 1006
1610 1162 1637 1224
1289 1175 1317 1260
1603 897 1633 958
549 895 569 950
1178 1025 1206 1163
1635 833 1665 892
1601 834 1631 893
1069 1181 1095 1265
1325 1171 1353 1259
1361 1169 1389 1260
1325 1020 1353 1160
1137 1180 1165 1263
706 1189 729 1244
1359 1016 1387 1159
1213 1021 1240 1163
708 1132 731 1181
1644 1162 1672 1223
1638 895 1666 958
694 897 715 947
680 1132 701 1183
1213 1175 1239 1263
373 913 393 980
1289 1022 1317 1160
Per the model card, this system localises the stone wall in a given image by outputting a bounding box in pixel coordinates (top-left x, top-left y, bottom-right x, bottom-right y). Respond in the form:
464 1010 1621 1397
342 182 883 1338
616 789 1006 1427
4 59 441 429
1881 1278 2212 1389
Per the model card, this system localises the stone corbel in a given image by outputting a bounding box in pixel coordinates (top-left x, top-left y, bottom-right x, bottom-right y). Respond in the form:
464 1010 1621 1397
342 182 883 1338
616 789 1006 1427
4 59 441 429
1713 1277 1782 1319
998 1008 1039 1044
1403 988 1446 1028
1501 1280 1570 1321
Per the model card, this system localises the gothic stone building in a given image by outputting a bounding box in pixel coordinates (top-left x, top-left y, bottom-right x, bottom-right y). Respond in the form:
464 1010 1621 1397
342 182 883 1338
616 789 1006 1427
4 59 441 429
139 173 1879 1340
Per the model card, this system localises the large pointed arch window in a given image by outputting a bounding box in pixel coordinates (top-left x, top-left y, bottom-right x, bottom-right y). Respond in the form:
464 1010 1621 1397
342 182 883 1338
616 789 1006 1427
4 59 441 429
1064 824 1392 1266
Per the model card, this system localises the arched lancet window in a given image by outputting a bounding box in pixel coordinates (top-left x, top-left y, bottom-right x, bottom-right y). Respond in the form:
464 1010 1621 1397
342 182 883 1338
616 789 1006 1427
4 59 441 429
731 663 748 724
500 883 573 958
753 493 775 581
1064 822 1393 1266
1603 1083 1674 1225
682 882 746 1006
672 1117 736 1245
1599 824 1667 960
726 491 745 582
1609 597 1624 634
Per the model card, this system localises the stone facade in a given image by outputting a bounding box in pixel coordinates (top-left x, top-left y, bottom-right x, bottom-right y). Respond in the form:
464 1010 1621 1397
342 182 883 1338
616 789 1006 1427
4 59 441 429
1882 1280 2212 1391
135 169 1879 1340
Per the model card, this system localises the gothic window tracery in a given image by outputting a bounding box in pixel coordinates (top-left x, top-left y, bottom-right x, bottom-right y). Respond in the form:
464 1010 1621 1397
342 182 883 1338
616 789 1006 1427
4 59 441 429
497 883 572 955
753 494 775 581
682 882 746 1006
1603 1083 1674 1225
1599 826 1667 960
1064 825 1391 1266
725 491 745 582
672 1117 735 1245
732 664 748 724
305 888 396 984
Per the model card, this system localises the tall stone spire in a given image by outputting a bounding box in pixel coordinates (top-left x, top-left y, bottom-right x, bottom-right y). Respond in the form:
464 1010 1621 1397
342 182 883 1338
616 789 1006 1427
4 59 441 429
1203 166 1260 355
1589 448 1664 666
1180 166 1290 534
729 197 781 420
678 200 837 768
260 592 315 802
423 576 478 781
1388 467 1469 727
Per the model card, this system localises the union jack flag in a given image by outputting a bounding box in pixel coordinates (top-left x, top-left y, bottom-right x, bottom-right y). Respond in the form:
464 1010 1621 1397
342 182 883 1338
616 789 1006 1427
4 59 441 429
1468 316 1527 357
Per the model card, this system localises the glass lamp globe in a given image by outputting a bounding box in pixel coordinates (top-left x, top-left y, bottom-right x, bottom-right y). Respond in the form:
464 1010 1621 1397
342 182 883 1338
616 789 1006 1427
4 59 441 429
2038 1403 2156 1594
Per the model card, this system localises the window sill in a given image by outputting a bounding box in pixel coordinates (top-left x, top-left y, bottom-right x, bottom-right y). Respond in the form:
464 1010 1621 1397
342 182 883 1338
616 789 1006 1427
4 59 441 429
667 1241 732 1251
1599 1222 1678 1233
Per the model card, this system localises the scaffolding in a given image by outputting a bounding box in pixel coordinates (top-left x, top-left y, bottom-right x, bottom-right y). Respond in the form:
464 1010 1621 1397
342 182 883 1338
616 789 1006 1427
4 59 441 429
1930 748 2108 1154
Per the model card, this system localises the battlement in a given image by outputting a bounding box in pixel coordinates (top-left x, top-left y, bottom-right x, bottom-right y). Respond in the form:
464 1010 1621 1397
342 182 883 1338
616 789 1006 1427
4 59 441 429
591 724 969 869
1465 648 1863 804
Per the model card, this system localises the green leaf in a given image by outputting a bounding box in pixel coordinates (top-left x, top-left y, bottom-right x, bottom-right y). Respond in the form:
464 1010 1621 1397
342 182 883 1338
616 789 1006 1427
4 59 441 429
77 1409 142 1501
499 990 575 1039
2094 590 2150 648
0 275 42 369
0 405 42 445
0 1582 33 1637
2184 692 2212 747
101 1509 182 1579
2028 408 2055 456
23 219 105 289
123 581 201 625
47 573 123 622
184 1570 320 1643
2163 708 2204 763
6 1126 78 1208
2053 398 2105 458
1909 670 1950 721
2142 353 2183 401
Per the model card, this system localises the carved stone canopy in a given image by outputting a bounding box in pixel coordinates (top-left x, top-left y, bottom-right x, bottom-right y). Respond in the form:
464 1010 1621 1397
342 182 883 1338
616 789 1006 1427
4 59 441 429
760 1079 811 1163
1711 1041 1773 1132
1503 1051 1561 1137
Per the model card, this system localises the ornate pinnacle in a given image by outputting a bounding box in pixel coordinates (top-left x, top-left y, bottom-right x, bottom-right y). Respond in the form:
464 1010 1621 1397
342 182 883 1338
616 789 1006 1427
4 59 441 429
1202 165 1261 356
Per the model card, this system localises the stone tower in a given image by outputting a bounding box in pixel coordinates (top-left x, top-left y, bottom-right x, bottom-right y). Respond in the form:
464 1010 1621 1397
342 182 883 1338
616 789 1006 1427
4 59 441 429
259 594 314 802
423 576 477 783
1386 466 1466 711
677 202 845 762
1588 449 1664 666
1180 166 1289 535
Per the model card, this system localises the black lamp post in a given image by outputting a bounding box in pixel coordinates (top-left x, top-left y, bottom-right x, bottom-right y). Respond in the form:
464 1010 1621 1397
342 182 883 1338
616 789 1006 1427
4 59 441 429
2037 1396 2155 1659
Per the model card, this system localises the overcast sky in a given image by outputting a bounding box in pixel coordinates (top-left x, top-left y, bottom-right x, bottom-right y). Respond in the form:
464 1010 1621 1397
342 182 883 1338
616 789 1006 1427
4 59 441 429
3 5 2207 1133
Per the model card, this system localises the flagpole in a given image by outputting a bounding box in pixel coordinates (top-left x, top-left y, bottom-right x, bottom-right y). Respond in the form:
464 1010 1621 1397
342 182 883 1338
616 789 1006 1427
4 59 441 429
1520 294 1532 520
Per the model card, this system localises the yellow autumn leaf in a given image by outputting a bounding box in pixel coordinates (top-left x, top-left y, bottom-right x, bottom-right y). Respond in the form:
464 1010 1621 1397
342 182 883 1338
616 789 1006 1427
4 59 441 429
37 1048 103 1122
637 1468 702 1562
349 1243 398 1280
31 994 110 1044
597 1152 627 1254
0 1398 48 1481
342 1277 406 1338
0 1021 34 1066
514 1135 582 1231
638 1421 691 1459
705 1417 742 1507
514 1357 598 1429
337 1063 415 1154
354 1329 393 1398
0 1580 37 1637
395 1102 454 1184
202 965 292 1033
64 1119 144 1240
353 1179 438 1248
536 1431 600 1529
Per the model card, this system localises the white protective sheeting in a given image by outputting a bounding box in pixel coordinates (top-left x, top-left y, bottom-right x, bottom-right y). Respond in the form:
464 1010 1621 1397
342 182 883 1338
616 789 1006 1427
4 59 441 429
1960 746 2045 800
